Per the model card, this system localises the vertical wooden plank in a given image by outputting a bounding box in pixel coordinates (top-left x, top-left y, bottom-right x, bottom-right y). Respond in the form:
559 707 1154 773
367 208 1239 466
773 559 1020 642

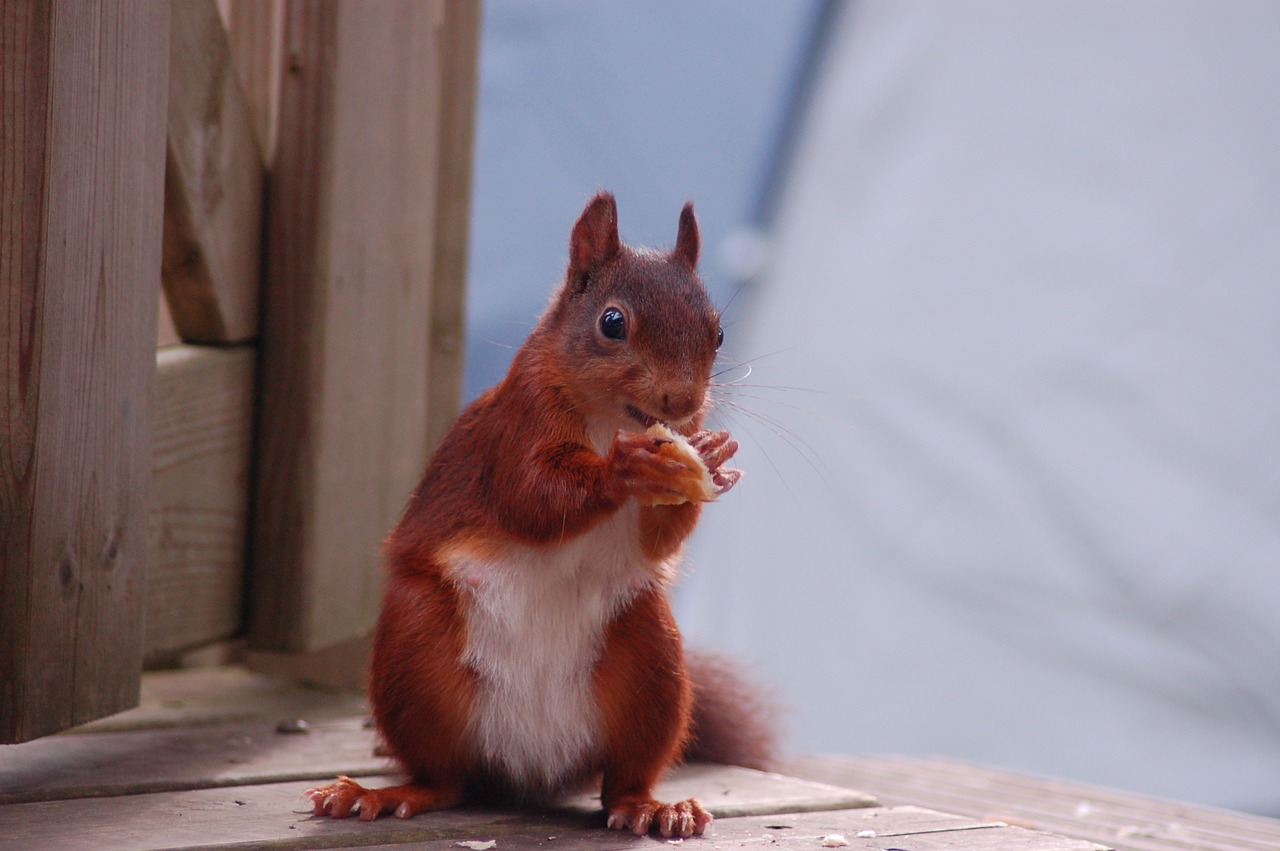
0 0 169 742
161 0 266 343
218 0 285 163
250 0 443 651
425 0 482 453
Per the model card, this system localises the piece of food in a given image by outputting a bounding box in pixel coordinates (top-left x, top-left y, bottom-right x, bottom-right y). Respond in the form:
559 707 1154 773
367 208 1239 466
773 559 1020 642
639 423 721 506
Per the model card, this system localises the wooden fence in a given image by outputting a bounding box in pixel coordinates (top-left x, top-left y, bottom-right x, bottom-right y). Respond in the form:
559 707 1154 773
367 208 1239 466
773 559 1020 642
1 0 480 743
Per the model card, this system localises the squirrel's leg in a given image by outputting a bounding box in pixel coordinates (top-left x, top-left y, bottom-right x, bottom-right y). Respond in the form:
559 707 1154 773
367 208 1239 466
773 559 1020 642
314 571 472 822
594 588 712 838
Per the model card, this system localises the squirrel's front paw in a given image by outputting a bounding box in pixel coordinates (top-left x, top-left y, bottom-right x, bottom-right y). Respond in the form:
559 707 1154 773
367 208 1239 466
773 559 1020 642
611 430 693 504
688 430 743 495
611 426 743 505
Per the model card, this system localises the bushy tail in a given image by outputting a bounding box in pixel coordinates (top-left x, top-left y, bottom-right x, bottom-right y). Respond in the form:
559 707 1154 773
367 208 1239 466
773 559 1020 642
684 650 781 771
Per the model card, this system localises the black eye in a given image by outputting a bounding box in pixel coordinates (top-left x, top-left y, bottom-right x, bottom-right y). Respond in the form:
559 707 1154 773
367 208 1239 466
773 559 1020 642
599 307 627 341
716 327 724 349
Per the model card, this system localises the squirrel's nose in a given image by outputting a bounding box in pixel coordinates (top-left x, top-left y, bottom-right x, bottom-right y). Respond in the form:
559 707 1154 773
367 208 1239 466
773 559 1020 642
661 387 704 423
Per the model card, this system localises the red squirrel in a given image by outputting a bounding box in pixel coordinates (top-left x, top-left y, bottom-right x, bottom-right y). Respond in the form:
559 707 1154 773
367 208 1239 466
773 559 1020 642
306 192 773 838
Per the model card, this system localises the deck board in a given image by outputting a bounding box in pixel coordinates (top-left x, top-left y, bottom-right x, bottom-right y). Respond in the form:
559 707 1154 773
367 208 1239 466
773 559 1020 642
0 717 384 804
0 786 1102 851
0 776 525 851
329 808 1104 851
69 666 369 734
0 768 878 851
787 755 1280 851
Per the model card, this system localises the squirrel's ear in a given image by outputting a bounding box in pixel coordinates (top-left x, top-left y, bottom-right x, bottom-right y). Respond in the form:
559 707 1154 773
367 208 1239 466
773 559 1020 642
673 201 700 269
568 191 621 291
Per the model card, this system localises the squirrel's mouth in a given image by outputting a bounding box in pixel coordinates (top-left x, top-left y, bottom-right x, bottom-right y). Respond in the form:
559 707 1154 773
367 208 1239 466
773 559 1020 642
625 404 696 433
625 405 660 428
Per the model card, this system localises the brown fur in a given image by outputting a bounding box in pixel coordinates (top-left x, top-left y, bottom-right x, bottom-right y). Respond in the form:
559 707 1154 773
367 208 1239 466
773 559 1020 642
305 193 767 837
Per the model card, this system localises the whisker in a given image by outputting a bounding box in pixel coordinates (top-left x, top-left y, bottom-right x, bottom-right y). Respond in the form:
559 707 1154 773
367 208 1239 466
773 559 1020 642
721 345 799 367
716 399 834 495
711 365 857 501
719 400 823 465
476 335 517 351
713 388 860 432
718 381 826 394
712 405 799 505
712 361 752 382
720 279 749 315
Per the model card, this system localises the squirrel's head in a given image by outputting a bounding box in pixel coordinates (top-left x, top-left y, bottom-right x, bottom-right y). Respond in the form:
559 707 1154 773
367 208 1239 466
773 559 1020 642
544 191 723 434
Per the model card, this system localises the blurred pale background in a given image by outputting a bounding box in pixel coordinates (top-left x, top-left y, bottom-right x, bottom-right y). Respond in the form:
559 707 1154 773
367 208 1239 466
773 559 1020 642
465 0 1280 815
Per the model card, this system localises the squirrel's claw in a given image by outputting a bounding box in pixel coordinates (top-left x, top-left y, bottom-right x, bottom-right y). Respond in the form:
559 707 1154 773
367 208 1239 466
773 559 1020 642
712 467 743 495
689 429 739 471
606 796 712 838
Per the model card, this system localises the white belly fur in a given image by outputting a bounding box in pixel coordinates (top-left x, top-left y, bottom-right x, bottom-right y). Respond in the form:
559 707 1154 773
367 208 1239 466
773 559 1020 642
446 502 676 793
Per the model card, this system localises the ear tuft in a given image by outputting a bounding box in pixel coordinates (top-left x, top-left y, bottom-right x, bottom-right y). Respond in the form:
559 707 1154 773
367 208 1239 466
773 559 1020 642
673 201 700 269
568 192 621 291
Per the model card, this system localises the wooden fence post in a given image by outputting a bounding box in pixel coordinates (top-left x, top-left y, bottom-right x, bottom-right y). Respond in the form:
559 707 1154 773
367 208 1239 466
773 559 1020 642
425 0 481 453
249 0 445 652
0 0 169 742
217 0 286 164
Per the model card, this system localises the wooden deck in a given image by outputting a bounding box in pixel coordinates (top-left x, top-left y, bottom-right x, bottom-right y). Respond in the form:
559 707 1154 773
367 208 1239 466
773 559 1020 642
1 667 1275 851
787 756 1280 851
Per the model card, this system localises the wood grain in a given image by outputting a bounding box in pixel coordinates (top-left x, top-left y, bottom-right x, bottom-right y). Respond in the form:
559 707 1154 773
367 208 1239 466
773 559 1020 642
250 0 445 651
72 665 369 734
0 786 1097 851
0 0 168 743
788 755 1280 851
217 0 285 163
425 0 482 454
0 716 386 805
561 763 876 819
162 0 266 343
0 776 532 851
11 665 1264 851
1 715 869 813
146 345 256 663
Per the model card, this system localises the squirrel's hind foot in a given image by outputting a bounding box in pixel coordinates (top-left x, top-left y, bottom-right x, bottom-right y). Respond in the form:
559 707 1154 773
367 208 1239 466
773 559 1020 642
605 795 712 838
305 775 461 821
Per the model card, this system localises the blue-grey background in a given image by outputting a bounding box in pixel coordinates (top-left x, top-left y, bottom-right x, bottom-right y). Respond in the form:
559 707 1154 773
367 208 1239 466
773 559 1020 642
464 0 823 398
464 0 1280 816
